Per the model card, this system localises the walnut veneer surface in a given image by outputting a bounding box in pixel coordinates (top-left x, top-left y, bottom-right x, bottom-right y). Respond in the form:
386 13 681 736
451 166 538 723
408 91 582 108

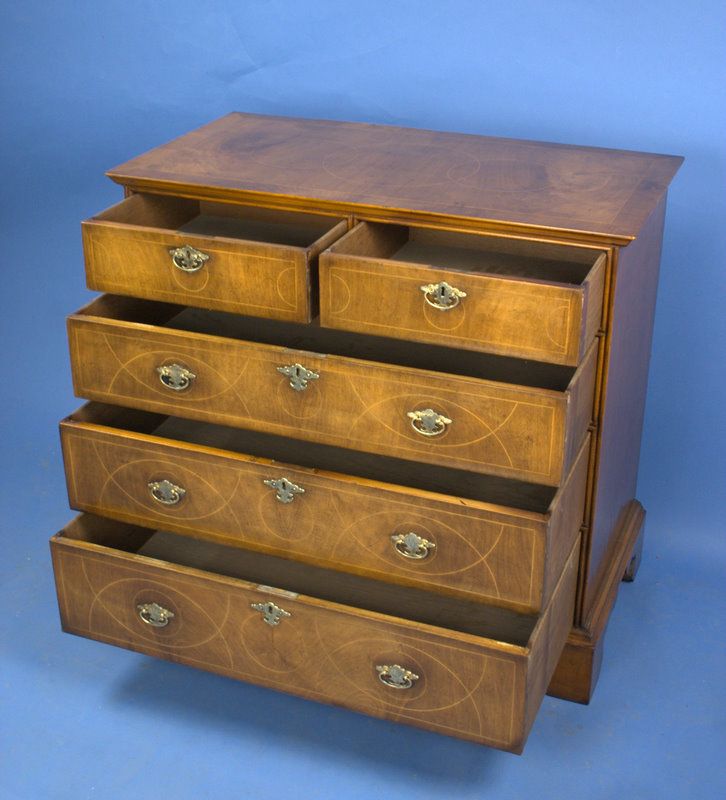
61 403 590 613
320 223 606 365
52 515 579 752
52 112 682 753
107 112 681 242
67 296 597 485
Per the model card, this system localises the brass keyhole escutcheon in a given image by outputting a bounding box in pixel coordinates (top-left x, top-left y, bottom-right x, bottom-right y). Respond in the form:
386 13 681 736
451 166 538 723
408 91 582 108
420 281 466 310
263 477 305 503
277 363 319 391
251 601 291 626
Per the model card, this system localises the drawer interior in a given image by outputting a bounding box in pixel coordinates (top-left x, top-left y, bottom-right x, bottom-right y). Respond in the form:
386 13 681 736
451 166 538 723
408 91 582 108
326 221 604 284
59 514 538 646
71 402 559 514
80 294 576 391
90 192 344 248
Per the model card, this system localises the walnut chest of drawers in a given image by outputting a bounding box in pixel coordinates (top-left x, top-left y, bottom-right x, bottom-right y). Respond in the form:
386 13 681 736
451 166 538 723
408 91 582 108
51 113 682 753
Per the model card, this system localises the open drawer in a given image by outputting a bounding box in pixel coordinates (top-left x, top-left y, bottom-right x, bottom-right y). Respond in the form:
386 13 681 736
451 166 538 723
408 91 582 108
320 222 606 365
67 295 597 485
61 402 591 614
51 514 580 752
82 193 347 321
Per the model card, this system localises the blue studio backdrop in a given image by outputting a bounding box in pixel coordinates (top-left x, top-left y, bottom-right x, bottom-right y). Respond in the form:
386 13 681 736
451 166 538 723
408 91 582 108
1 2 724 799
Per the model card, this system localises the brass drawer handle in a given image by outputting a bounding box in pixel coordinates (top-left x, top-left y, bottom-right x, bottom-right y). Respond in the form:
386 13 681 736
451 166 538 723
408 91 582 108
263 477 305 503
156 363 196 391
148 479 186 506
251 601 291 626
277 363 319 391
391 532 436 560
137 602 175 628
169 244 210 273
420 281 466 310
376 664 420 690
407 408 452 436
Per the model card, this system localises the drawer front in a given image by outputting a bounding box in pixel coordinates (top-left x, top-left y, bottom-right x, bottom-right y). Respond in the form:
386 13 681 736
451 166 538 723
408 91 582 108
83 195 347 322
68 311 597 485
62 419 588 612
319 229 606 366
51 520 580 751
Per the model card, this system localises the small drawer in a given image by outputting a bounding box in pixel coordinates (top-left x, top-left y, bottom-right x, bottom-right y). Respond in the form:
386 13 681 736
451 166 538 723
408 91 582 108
320 222 606 366
51 514 580 752
82 193 347 321
67 296 597 486
61 403 591 613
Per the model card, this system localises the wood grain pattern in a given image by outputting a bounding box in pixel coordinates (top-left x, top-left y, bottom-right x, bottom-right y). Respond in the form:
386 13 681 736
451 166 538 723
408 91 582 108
67 295 597 485
582 197 666 616
524 527 582 733
106 112 683 243
53 114 684 746
50 514 579 752
546 631 604 705
82 192 347 322
60 403 591 613
548 500 645 703
320 222 607 365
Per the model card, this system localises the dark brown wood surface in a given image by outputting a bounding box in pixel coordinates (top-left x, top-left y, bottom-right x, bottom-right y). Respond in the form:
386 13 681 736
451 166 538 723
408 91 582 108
548 499 645 702
61 403 590 613
51 513 579 752
107 113 682 244
581 197 666 616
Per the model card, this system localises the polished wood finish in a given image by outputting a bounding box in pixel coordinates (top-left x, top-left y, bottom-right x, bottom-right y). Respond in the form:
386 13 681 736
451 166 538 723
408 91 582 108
107 112 682 244
51 513 579 752
548 500 645 702
320 222 606 365
580 198 666 617
61 402 591 613
52 112 682 747
546 632 604 705
83 193 347 321
622 527 645 583
67 295 597 485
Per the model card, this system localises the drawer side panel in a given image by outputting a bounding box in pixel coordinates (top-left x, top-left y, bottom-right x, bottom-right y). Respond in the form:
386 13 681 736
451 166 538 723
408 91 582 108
541 435 591 608
523 538 580 742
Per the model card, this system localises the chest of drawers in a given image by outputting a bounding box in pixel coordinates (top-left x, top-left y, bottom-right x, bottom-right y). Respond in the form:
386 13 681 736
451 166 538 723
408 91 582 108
50 113 682 753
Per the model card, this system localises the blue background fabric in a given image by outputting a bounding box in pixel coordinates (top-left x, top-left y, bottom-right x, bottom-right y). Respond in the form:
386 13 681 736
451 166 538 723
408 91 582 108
1 2 724 798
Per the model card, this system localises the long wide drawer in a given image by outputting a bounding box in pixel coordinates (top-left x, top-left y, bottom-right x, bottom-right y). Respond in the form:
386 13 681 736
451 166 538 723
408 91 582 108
51 514 580 752
320 222 606 366
61 403 591 613
67 295 597 485
83 193 347 321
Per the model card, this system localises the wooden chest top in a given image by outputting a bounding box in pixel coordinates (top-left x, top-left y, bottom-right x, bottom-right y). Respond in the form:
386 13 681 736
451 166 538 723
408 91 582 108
108 112 682 244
